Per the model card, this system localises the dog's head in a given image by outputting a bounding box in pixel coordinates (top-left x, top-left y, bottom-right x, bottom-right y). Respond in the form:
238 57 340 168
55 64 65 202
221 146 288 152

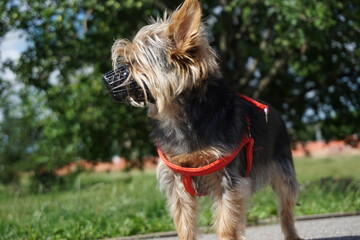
103 0 220 112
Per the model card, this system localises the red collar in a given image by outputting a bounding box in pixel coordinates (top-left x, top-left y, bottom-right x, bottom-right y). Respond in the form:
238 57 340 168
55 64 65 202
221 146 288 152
157 95 269 196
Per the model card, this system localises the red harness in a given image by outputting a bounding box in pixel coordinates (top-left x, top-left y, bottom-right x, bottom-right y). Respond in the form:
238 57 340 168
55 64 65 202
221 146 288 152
157 95 269 196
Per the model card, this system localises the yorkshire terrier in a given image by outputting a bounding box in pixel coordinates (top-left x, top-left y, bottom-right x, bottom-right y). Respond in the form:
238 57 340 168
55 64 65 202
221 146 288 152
103 0 302 239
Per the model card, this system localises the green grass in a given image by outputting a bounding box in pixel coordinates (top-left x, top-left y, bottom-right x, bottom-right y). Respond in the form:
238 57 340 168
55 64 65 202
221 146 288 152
1 155 360 239
248 154 360 223
295 155 360 215
0 172 173 240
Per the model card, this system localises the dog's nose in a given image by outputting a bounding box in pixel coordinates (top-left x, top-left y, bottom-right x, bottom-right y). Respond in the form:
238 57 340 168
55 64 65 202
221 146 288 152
102 64 130 91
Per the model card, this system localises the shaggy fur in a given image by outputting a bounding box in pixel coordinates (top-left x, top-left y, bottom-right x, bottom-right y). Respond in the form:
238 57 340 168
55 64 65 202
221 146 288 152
107 0 302 239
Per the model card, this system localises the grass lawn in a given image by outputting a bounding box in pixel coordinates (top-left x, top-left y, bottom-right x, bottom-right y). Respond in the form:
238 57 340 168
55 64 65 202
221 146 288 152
0 155 359 239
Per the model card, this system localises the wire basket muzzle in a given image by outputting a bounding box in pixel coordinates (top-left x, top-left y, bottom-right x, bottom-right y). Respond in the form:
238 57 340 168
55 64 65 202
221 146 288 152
102 64 153 103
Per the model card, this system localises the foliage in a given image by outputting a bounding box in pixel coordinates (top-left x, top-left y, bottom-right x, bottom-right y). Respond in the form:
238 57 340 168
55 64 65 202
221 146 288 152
1 0 158 182
0 0 359 182
202 0 360 139
1 155 360 239
0 87 41 183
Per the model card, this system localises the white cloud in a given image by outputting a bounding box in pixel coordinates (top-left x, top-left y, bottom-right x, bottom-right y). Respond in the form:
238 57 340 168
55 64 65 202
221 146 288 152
0 30 29 82
0 30 28 62
2 68 16 80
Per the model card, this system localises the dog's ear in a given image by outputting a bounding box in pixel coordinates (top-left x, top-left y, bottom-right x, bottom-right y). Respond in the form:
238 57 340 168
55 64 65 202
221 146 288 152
167 0 202 61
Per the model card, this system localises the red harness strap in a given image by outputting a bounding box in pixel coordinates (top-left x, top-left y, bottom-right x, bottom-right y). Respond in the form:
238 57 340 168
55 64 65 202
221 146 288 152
157 95 268 196
157 135 254 196
239 94 269 122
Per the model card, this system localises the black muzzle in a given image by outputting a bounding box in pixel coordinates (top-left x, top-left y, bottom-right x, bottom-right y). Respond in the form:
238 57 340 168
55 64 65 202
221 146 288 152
102 64 153 103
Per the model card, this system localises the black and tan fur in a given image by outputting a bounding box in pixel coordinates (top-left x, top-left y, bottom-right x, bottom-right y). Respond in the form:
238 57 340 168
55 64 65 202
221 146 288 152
108 0 302 239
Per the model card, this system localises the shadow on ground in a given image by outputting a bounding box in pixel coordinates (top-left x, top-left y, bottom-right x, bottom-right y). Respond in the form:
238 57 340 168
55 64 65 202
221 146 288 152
310 236 360 240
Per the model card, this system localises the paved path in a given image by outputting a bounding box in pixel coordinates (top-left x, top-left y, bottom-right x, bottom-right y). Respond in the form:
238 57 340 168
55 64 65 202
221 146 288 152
158 215 360 240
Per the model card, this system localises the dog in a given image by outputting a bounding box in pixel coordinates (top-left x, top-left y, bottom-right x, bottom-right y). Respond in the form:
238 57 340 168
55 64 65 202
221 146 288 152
103 0 302 239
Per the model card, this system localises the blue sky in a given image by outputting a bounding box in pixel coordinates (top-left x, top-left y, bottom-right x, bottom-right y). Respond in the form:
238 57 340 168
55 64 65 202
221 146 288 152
0 30 28 80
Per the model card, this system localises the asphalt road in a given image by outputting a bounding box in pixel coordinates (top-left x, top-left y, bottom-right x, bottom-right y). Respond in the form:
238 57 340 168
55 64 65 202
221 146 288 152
158 215 360 240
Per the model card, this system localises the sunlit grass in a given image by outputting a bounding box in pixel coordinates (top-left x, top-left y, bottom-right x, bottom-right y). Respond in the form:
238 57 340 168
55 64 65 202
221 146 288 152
295 154 360 181
0 171 173 240
0 155 359 239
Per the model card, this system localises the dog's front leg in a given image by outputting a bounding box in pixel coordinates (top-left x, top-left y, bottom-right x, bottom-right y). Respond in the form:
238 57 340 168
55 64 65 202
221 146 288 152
168 180 198 240
212 177 251 240
157 161 198 240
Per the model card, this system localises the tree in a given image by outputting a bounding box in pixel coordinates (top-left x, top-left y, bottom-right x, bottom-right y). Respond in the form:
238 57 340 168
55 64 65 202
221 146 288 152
0 0 359 183
1 0 157 183
202 0 360 139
